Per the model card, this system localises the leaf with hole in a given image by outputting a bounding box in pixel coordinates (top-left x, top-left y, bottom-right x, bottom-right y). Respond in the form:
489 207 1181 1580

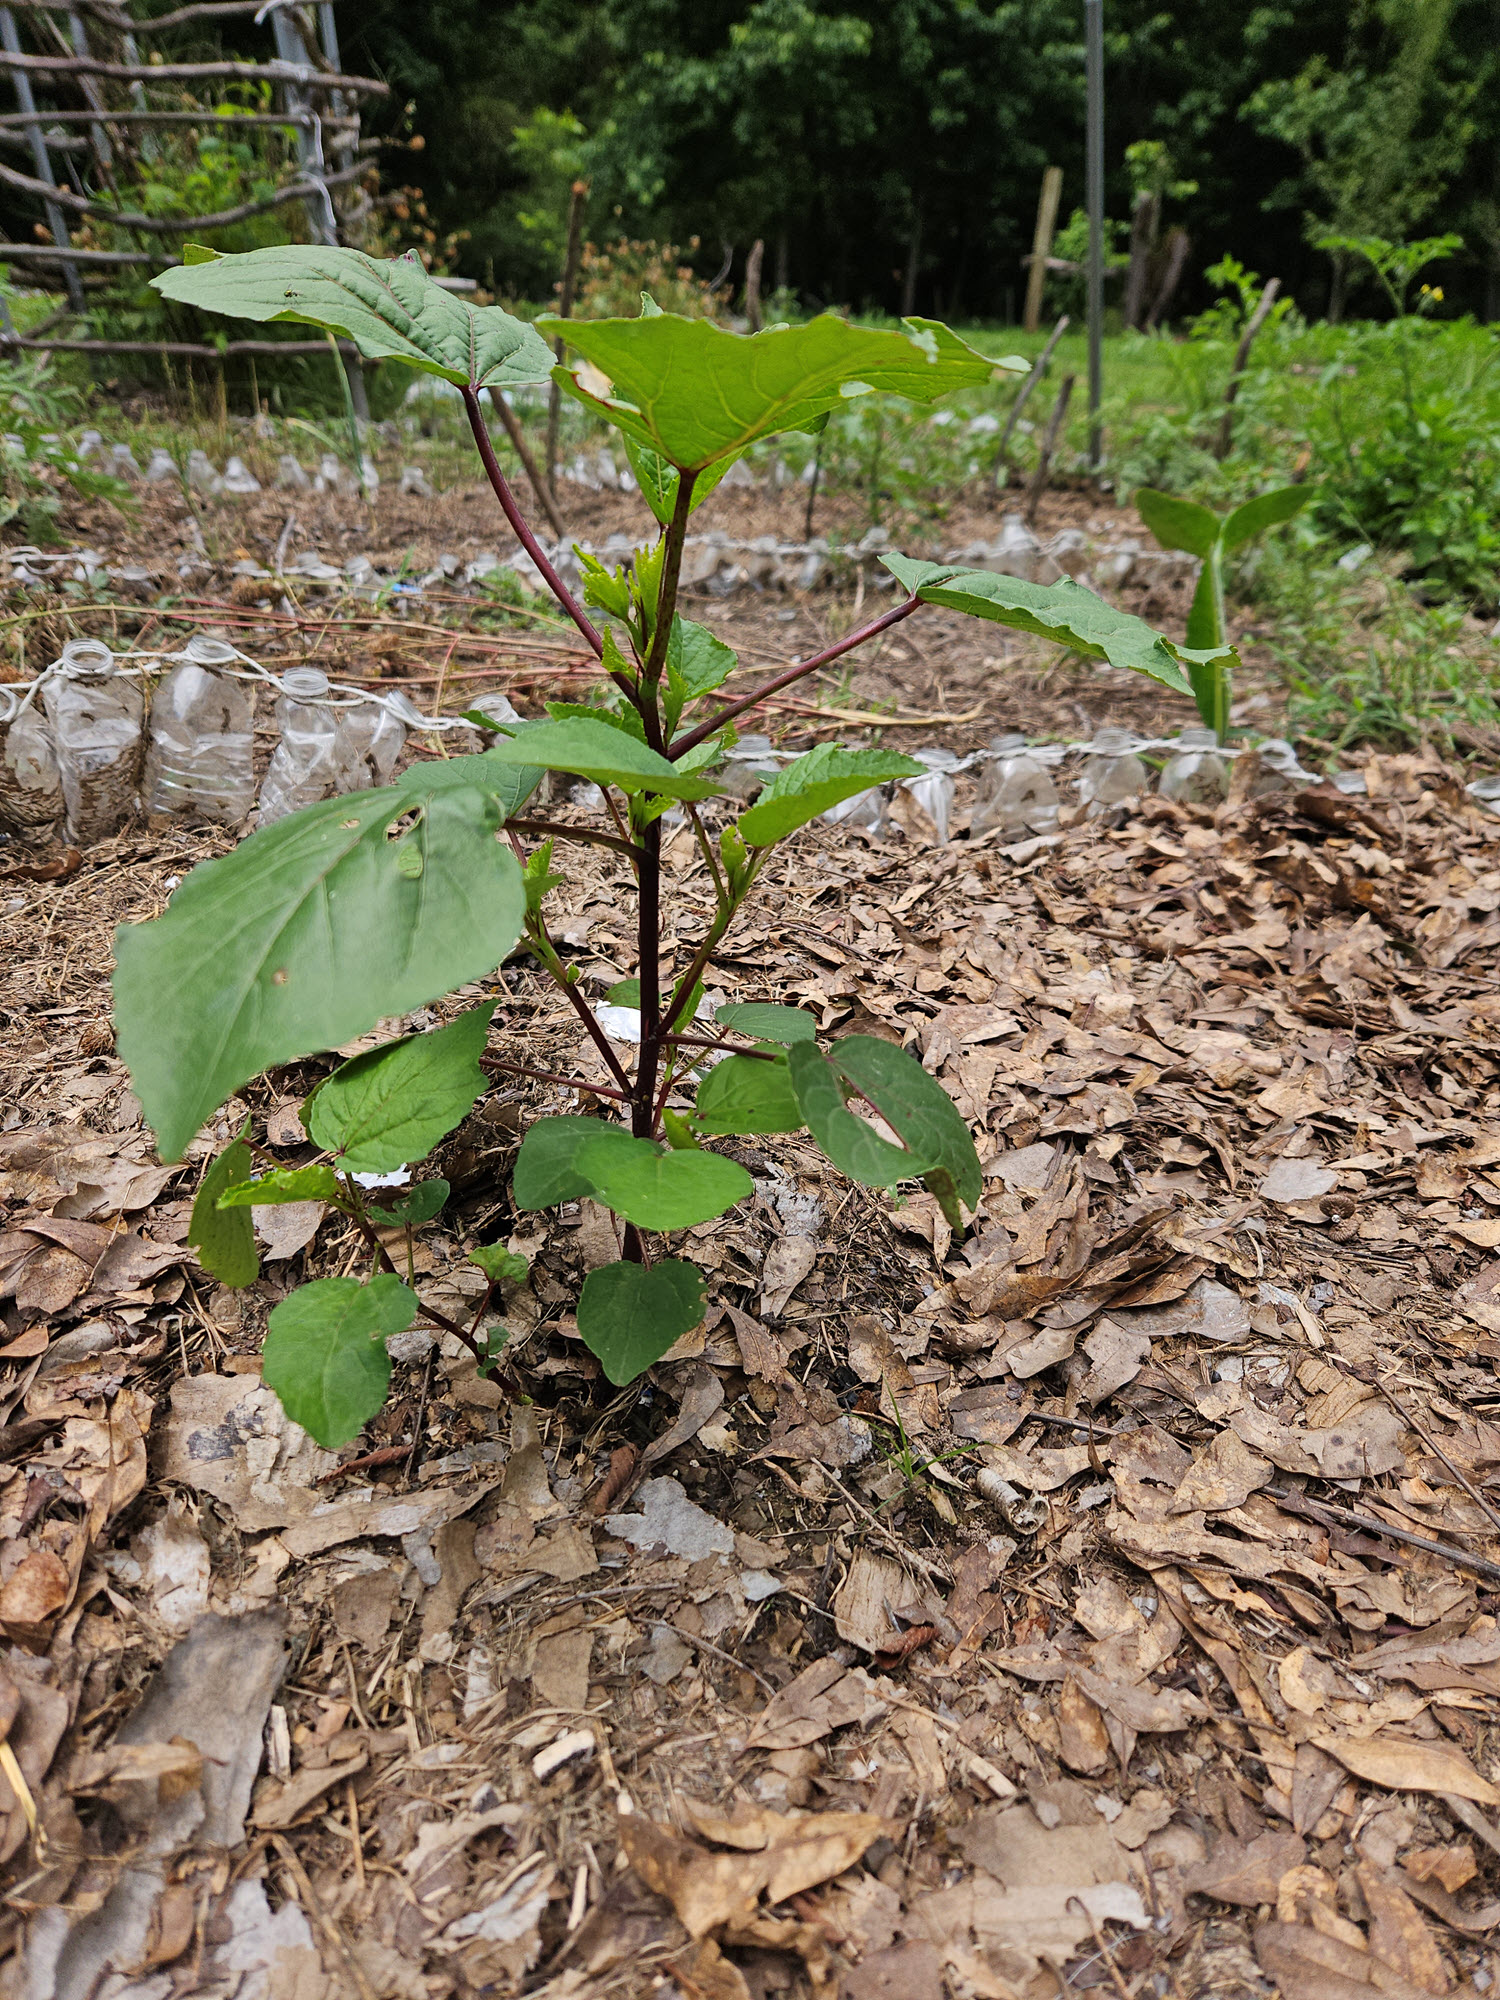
571 1134 752 1230
714 1002 818 1045
482 718 720 801
545 311 1023 474
188 1136 258 1288
788 1040 931 1189
829 1035 981 1227
152 244 554 391
738 745 922 845
512 1116 639 1209
114 756 536 1163
306 1004 495 1173
881 556 1216 701
261 1273 417 1449
695 1053 805 1135
577 1257 707 1384
368 1178 450 1227
216 1163 341 1208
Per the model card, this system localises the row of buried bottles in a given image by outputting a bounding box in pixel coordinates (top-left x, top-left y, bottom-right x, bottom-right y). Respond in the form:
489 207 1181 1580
0 638 411 846
969 725 1301 838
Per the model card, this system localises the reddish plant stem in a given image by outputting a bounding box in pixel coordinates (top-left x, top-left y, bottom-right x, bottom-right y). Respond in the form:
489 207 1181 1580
342 1182 484 1361
666 1032 778 1061
669 596 923 759
641 471 697 736
481 1054 630 1103
634 815 663 1139
460 384 605 663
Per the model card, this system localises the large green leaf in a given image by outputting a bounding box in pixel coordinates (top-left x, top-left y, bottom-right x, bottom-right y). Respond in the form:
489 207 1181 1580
305 1003 495 1172
544 311 1023 474
626 439 742 526
1221 484 1314 553
261 1274 417 1449
114 756 536 1164
512 1116 638 1209
1133 488 1221 559
216 1163 341 1208
695 1053 805 1136
486 718 720 801
881 556 1216 701
572 1134 752 1230
577 1258 706 1384
188 1136 258 1289
788 1041 925 1189
714 1002 818 1045
829 1035 981 1226
738 745 922 845
152 244 553 392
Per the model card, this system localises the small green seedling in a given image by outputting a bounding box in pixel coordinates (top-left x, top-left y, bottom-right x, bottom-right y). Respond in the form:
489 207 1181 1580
1134 483 1313 739
111 242 1237 1447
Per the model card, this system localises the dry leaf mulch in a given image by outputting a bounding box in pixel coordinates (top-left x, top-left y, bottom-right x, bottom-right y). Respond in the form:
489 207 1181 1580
3 742 1500 1998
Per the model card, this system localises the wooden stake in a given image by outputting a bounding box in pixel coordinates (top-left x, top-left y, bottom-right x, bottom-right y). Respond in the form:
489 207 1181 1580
491 394 566 541
1213 276 1280 459
1024 372 1075 526
545 177 588 498
1022 165 1063 334
743 236 764 333
993 312 1068 492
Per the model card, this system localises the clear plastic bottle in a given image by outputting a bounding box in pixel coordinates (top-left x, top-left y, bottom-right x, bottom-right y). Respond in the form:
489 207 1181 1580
1077 725 1148 815
972 731 1060 837
335 698 406 792
143 636 256 823
258 668 339 825
42 638 143 844
1159 725 1230 805
0 687 62 832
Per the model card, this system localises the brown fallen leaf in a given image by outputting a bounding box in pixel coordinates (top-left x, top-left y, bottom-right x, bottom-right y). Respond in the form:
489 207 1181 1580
620 1807 883 1937
1254 1919 1445 2000
1057 1677 1111 1776
1310 1729 1500 1806
744 1657 888 1751
1355 1863 1451 1996
1172 1429 1273 1514
1184 1828 1307 1907
1403 1846 1476 1893
251 1750 368 1831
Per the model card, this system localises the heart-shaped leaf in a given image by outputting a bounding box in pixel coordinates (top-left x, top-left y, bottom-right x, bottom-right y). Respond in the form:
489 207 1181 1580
829 1035 981 1226
695 1053 805 1136
306 1004 495 1172
367 1178 450 1228
115 756 535 1163
880 556 1217 700
152 244 554 392
188 1136 258 1288
262 1274 417 1448
572 1134 752 1230
577 1257 706 1384
545 311 1022 474
738 745 922 845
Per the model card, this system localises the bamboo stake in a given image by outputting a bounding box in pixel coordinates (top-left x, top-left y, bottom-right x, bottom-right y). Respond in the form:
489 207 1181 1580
1022 165 1063 334
1023 372 1075 526
993 312 1068 492
545 178 588 499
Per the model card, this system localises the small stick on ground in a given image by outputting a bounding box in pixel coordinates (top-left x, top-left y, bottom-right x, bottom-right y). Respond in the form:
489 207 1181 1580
1024 371 1075 526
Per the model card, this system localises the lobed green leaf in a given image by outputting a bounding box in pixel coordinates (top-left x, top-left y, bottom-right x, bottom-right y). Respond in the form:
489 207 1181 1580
881 555 1215 701
152 244 553 392
829 1035 981 1226
544 310 1023 475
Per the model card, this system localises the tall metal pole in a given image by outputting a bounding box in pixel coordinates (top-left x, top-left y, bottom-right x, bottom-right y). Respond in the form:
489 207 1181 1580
0 5 83 311
1084 0 1104 471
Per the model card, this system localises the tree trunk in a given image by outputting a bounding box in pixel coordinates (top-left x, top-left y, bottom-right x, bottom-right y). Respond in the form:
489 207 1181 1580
1122 189 1157 331
1144 228 1191 331
900 206 922 317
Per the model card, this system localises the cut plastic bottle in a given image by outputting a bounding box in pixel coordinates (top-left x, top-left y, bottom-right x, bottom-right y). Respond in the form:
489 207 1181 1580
144 636 256 823
972 732 1059 838
1077 726 1148 815
335 699 406 792
1159 726 1230 805
258 668 340 825
42 638 144 844
0 686 63 832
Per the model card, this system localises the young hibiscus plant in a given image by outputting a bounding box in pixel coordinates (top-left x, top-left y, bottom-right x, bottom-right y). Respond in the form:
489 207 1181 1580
112 244 1233 1448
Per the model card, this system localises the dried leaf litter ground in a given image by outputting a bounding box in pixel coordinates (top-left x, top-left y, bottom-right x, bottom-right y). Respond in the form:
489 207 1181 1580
3 480 1500 2000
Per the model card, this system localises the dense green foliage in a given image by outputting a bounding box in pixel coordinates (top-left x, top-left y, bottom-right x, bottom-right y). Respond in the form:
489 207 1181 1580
344 0 1500 320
